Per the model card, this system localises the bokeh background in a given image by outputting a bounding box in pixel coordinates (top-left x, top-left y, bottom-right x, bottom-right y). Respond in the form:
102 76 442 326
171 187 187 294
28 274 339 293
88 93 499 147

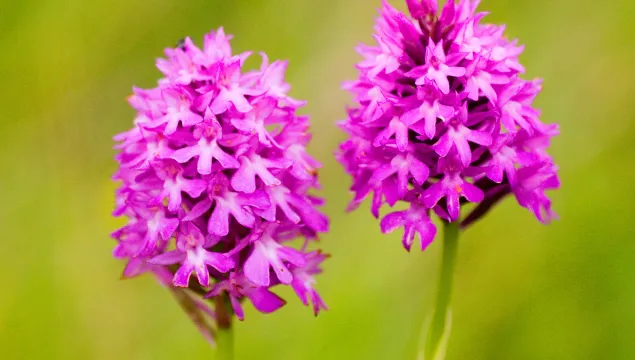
1 0 634 359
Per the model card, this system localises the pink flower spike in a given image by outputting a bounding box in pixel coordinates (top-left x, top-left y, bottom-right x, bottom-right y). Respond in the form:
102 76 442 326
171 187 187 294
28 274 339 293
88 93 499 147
337 0 559 253
112 28 330 338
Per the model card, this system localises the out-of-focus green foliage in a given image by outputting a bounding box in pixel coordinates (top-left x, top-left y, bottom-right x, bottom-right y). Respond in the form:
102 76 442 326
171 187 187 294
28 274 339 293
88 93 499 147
1 0 634 359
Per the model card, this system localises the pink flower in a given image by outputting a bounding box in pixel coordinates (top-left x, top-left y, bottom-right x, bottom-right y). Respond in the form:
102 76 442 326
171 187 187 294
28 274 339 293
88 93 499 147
112 28 329 341
381 204 437 251
149 223 234 287
244 225 307 286
290 251 329 316
337 0 559 251
405 42 466 94
145 88 203 135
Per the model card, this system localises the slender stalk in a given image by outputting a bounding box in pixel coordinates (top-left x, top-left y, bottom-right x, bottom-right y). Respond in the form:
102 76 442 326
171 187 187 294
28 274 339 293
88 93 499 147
421 221 460 360
214 293 234 360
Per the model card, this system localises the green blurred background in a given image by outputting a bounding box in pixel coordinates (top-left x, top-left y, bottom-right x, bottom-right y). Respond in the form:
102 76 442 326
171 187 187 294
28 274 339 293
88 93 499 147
1 0 634 359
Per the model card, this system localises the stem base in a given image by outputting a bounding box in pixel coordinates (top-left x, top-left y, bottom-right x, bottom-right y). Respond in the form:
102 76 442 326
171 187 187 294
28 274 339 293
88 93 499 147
420 221 459 360
214 293 234 360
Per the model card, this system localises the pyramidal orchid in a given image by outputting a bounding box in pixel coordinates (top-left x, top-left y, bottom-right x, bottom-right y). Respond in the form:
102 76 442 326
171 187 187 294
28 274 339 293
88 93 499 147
112 28 328 357
337 1 559 358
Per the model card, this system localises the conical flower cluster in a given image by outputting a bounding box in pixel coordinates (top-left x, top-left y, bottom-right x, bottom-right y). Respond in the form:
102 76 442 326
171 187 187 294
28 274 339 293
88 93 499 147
112 28 329 331
337 0 559 251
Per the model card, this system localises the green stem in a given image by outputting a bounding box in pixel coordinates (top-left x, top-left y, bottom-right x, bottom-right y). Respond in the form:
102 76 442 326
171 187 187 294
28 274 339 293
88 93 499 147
421 221 460 360
214 293 234 360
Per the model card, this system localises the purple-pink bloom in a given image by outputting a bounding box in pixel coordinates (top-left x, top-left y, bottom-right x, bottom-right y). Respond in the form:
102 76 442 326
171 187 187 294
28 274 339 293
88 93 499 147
151 161 208 212
432 104 492 167
380 204 437 251
422 156 484 220
514 162 560 223
112 28 329 341
337 0 560 251
145 88 203 135
290 251 329 315
405 41 466 94
169 114 240 174
149 222 234 287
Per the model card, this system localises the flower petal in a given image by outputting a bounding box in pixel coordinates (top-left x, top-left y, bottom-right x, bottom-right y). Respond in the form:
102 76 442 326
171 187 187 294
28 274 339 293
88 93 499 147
244 247 271 286
173 263 195 287
380 211 406 234
247 287 286 314
204 252 235 273
231 157 257 193
461 180 484 203
149 250 185 265
208 205 230 236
